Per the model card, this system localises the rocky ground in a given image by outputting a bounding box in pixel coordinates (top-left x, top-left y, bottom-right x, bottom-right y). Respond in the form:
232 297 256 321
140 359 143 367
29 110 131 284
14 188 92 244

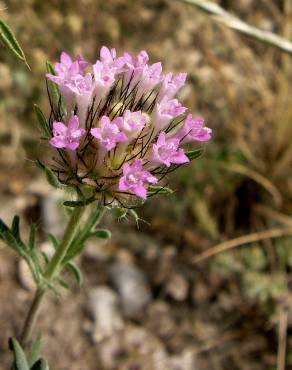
0 0 291 369
0 164 289 370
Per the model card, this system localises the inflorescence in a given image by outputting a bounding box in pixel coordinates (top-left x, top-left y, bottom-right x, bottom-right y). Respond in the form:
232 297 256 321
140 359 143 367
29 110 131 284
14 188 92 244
44 47 212 208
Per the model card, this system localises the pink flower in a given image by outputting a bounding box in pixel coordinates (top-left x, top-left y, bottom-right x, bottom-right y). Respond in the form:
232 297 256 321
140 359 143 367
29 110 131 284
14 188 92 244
50 115 85 150
123 50 149 85
154 96 187 131
93 61 116 101
176 114 212 143
123 50 149 71
47 52 93 121
46 52 89 85
151 132 189 167
90 116 128 151
119 159 157 199
66 73 94 124
139 62 162 93
100 46 125 71
118 110 148 139
159 72 187 99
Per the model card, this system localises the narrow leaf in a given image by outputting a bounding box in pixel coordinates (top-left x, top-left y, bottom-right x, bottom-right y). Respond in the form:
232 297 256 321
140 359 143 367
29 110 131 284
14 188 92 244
185 148 204 161
2 230 21 252
28 335 41 367
28 224 37 250
9 338 30 370
12 215 21 241
36 160 65 189
0 20 29 68
0 218 9 237
46 61 61 106
67 261 83 285
41 251 50 265
63 241 85 263
47 233 59 250
63 196 96 207
58 277 70 289
148 185 173 195
34 105 51 138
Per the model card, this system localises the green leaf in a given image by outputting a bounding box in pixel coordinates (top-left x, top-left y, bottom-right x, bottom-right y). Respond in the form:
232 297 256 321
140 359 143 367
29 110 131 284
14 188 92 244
46 61 62 107
12 215 21 241
47 233 59 250
34 105 51 138
44 167 63 189
0 218 9 237
90 229 111 239
2 230 22 252
63 242 85 263
63 195 96 207
30 359 49 370
58 277 70 289
67 261 83 285
41 251 50 265
36 160 65 189
0 20 29 68
185 148 204 160
28 335 41 368
9 338 30 370
148 185 173 195
28 224 37 250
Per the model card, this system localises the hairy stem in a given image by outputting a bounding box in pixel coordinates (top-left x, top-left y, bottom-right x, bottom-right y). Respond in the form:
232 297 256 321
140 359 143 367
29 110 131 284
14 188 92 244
20 205 86 347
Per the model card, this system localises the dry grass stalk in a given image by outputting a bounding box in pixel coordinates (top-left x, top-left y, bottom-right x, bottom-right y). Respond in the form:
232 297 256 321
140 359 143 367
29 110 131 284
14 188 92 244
192 227 292 263
177 0 292 54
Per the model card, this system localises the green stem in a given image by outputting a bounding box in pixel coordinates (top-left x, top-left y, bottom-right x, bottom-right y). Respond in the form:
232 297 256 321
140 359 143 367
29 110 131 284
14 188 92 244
63 203 106 262
44 206 85 279
20 205 86 347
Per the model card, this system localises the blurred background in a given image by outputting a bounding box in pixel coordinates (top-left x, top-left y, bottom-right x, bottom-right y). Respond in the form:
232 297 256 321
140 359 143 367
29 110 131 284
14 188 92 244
0 0 291 369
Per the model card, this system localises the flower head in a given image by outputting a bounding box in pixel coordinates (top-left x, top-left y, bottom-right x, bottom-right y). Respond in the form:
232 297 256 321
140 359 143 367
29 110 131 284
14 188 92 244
50 115 85 151
90 116 127 151
119 160 157 199
151 132 189 167
43 47 212 207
